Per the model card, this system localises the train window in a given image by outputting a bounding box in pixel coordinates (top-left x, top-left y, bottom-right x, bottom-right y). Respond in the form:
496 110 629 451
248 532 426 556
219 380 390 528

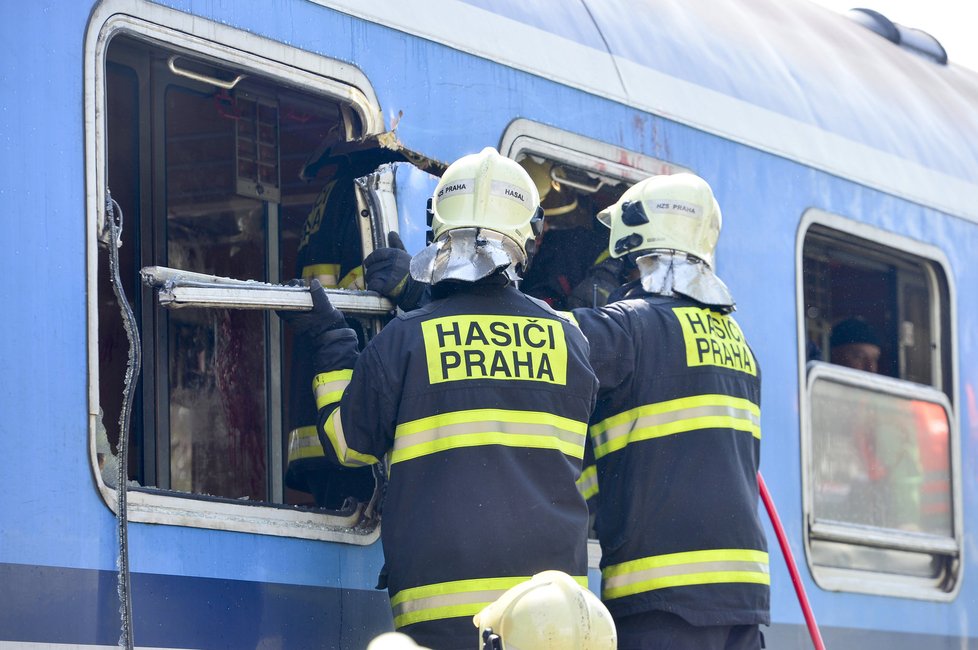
500 119 689 311
798 211 960 600
88 15 424 541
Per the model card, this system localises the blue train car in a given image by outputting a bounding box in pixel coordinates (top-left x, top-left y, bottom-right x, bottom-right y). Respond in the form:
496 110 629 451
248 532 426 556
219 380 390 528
1 0 976 647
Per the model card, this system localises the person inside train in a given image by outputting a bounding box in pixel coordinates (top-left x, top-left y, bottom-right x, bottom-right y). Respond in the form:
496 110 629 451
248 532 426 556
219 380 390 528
278 147 598 649
829 317 924 530
284 166 373 510
284 138 413 510
829 317 882 374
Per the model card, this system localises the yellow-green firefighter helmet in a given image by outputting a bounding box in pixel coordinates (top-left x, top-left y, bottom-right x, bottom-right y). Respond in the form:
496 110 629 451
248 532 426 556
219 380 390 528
474 571 617 650
597 172 721 267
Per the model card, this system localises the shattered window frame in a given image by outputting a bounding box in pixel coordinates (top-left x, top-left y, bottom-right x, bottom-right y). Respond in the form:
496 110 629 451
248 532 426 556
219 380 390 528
86 8 396 542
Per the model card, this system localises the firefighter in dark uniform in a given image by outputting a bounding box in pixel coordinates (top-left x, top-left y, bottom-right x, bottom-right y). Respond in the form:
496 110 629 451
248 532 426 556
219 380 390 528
285 170 374 509
279 147 599 650
572 173 769 649
286 142 417 509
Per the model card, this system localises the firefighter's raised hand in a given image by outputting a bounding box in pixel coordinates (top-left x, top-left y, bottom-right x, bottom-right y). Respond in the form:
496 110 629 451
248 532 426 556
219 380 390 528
365 231 411 298
365 231 427 310
277 279 347 340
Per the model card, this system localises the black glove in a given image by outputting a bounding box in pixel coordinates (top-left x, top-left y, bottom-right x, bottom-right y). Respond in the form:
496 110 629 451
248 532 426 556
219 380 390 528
365 231 411 297
364 231 427 310
276 279 347 340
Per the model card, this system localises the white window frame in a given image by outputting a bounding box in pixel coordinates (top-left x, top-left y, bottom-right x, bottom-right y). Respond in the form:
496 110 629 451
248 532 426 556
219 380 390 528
796 208 962 600
499 118 688 184
85 0 386 542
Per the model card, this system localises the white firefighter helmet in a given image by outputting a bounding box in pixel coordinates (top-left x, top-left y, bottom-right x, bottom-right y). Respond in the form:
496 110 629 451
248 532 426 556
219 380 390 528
597 173 735 310
410 147 542 284
597 172 721 266
473 571 617 650
366 632 431 650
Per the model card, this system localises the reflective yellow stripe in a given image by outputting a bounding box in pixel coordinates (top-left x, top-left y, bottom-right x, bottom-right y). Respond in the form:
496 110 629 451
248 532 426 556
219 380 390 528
313 369 352 410
590 394 760 459
392 409 587 465
338 265 365 290
323 406 380 468
302 263 341 287
287 426 324 462
577 464 599 500
602 549 769 601
390 575 588 628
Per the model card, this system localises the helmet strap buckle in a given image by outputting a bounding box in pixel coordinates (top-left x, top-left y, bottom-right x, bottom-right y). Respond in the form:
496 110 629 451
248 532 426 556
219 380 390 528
614 232 644 255
482 628 503 650
620 200 649 226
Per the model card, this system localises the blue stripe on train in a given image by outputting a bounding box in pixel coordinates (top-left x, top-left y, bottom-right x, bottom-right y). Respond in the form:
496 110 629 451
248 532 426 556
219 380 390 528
0 562 392 649
2 562 972 649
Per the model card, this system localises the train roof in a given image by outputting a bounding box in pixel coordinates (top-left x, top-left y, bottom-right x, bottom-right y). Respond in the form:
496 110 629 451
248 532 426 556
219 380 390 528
314 0 978 223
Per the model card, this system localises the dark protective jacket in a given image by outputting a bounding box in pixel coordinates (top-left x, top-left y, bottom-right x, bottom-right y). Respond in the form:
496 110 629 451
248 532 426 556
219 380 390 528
315 280 599 649
285 174 374 508
573 287 769 627
520 226 620 309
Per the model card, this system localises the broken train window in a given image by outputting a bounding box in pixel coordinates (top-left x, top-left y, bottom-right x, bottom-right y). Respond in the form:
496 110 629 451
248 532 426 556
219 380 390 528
96 32 418 523
500 120 689 311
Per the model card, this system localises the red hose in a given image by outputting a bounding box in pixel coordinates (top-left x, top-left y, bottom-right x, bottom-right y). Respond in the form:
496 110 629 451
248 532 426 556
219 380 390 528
758 472 826 650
